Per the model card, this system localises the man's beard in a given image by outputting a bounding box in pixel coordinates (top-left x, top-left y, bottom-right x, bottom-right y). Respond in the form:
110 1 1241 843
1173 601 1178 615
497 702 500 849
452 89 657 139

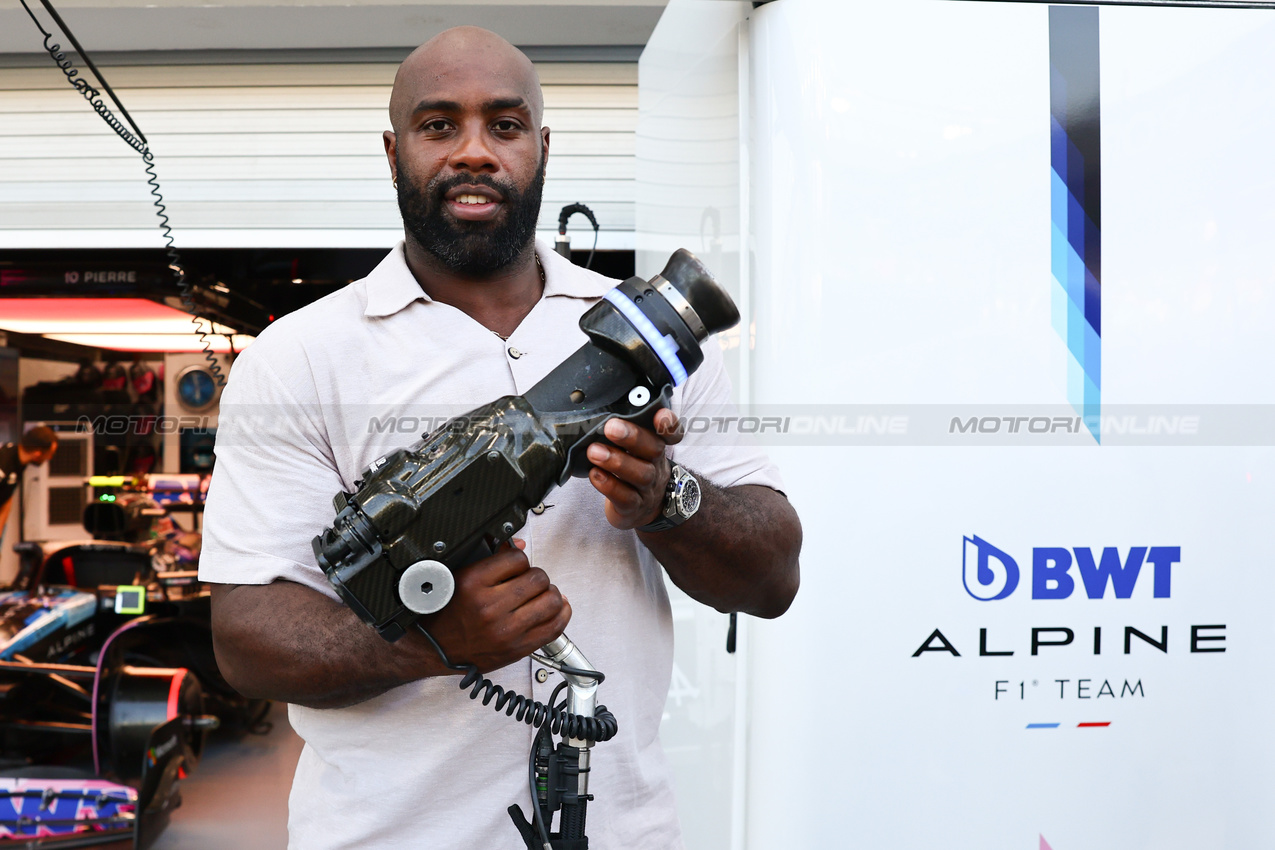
396 157 545 278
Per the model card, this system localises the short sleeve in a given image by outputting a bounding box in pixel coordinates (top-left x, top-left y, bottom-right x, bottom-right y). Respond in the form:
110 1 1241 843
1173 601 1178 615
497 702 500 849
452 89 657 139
669 340 785 494
199 343 344 598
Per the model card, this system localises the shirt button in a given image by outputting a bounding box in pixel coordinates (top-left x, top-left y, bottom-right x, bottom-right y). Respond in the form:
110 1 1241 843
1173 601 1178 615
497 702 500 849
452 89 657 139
508 347 523 359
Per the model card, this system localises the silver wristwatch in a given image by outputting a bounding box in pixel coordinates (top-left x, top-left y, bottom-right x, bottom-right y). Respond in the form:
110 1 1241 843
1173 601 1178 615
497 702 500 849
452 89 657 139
638 462 701 532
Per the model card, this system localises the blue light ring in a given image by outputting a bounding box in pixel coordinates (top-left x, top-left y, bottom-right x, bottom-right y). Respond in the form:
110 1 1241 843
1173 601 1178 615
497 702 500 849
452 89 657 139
603 289 689 386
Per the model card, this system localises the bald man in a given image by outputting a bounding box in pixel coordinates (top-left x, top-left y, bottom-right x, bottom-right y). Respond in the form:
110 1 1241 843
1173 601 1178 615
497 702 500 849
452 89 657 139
202 27 800 849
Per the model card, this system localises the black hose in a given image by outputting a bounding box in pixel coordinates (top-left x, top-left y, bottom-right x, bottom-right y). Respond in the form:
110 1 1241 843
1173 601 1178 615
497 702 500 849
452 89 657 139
557 203 601 270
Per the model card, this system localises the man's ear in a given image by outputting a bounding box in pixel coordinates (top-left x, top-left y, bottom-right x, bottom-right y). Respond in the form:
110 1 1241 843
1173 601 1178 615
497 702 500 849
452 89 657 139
540 126 551 172
384 130 398 183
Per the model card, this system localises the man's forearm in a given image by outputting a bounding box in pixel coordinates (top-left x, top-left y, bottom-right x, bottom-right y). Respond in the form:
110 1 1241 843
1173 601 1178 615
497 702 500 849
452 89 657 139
209 543 570 710
210 581 450 710
638 481 801 618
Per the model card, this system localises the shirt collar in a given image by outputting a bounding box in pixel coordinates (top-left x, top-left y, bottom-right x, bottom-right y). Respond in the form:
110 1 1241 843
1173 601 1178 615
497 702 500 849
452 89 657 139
536 239 615 299
362 243 425 318
363 239 614 319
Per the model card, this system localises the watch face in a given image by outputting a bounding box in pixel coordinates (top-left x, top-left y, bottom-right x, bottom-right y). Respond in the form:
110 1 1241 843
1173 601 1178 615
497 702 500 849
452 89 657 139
676 473 701 517
176 366 218 411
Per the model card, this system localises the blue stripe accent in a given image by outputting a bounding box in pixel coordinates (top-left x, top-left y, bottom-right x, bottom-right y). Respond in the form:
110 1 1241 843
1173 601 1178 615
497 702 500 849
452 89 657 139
603 289 689 386
1026 723 1061 729
0 591 97 660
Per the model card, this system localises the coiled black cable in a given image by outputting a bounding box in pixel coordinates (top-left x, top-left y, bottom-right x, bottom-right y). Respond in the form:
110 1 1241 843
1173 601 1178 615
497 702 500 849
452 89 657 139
413 623 618 743
18 0 228 387
140 154 228 387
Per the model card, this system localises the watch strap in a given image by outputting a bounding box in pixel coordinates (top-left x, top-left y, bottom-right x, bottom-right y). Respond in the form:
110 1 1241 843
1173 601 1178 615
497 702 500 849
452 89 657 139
637 513 679 533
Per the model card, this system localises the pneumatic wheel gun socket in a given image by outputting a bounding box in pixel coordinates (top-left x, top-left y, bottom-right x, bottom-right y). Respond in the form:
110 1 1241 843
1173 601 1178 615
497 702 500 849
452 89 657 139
313 249 740 641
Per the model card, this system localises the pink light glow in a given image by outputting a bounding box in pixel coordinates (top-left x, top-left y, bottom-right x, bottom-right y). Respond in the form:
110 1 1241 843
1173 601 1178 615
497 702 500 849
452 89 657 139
0 298 235 335
44 333 254 353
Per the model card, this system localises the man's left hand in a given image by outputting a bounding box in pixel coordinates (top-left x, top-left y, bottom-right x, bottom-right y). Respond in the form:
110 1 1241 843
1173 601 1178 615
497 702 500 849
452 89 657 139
586 409 683 530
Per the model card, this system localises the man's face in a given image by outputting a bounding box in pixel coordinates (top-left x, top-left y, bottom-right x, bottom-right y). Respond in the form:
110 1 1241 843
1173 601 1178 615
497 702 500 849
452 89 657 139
396 147 545 279
388 51 548 278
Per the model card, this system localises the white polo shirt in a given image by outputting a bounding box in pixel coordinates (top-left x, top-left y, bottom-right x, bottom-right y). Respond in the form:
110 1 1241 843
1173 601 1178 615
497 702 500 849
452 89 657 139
200 240 783 850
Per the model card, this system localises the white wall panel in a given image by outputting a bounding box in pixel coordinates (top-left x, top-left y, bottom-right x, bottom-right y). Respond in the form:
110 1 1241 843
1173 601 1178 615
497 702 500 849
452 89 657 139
0 61 637 248
0 108 634 135
741 2 1275 850
0 62 640 89
0 84 638 112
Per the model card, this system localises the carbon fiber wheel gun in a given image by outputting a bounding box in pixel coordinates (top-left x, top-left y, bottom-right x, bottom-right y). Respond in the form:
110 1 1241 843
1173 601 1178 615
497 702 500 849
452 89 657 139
312 248 739 640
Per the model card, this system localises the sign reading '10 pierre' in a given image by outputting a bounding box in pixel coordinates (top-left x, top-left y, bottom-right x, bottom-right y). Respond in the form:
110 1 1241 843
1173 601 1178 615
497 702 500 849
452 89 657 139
912 537 1224 709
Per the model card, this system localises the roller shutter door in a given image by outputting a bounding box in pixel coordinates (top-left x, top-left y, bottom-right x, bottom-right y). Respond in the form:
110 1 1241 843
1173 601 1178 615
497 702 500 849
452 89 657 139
0 61 636 249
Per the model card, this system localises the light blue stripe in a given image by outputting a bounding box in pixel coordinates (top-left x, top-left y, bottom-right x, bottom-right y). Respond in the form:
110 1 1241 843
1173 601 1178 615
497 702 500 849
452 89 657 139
1067 349 1085 415
1066 238 1086 316
1026 723 1061 729
1050 274 1068 341
1067 294 1086 368
1050 220 1069 285
1050 215 1087 316
1084 321 1101 389
1050 168 1068 233
603 289 689 386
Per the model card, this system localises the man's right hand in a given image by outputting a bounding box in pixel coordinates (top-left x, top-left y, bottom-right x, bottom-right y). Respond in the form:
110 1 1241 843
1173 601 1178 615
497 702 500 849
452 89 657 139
210 539 570 709
409 540 571 675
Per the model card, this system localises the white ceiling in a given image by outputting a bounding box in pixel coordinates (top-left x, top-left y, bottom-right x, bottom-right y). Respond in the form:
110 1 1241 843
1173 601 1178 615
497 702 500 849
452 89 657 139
1 0 669 54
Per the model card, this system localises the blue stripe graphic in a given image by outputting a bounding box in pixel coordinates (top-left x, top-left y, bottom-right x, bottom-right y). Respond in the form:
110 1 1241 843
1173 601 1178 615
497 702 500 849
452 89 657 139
1050 6 1102 442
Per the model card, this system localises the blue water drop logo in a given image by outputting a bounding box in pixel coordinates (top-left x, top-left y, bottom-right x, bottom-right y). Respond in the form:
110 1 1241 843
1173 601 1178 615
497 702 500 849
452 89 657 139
963 535 1020 601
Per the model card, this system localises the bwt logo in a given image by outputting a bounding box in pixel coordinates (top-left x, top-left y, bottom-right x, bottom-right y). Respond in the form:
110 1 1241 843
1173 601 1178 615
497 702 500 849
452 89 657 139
962 535 1180 601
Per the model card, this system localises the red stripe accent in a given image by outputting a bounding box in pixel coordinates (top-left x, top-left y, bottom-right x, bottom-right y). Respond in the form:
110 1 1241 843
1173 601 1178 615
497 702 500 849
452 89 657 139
167 668 190 779
1077 722 1111 727
62 556 76 587
166 668 188 721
